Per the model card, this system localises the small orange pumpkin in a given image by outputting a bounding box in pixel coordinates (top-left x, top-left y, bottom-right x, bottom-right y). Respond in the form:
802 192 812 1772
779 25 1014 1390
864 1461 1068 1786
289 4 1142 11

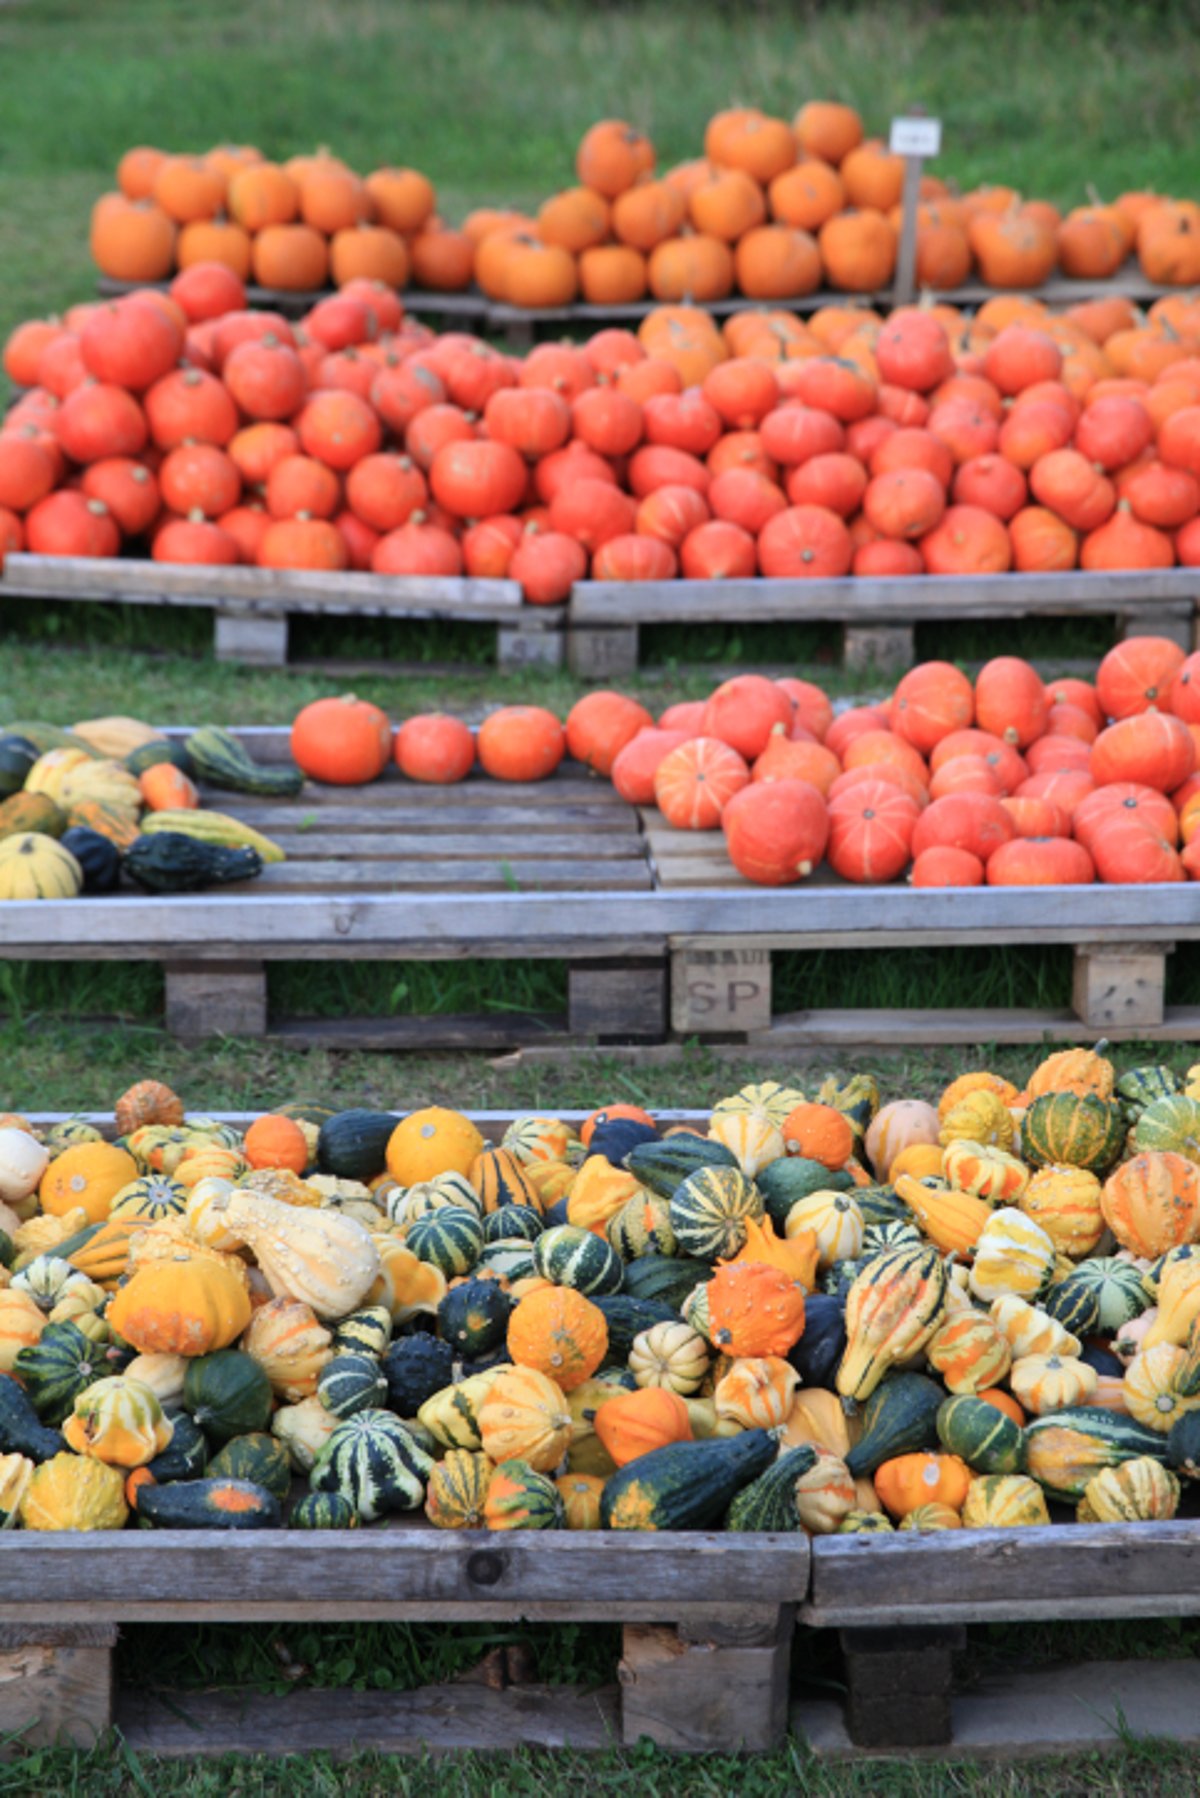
594 1387 692 1467
242 1115 310 1174
115 1081 185 1136
506 1286 608 1392
875 1451 974 1520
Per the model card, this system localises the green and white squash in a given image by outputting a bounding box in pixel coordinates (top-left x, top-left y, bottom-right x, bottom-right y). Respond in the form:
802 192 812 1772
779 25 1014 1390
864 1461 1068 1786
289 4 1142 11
13 1321 106 1424
405 1207 484 1278
289 1491 359 1529
309 1409 434 1522
533 1225 623 1295
668 1166 763 1262
317 1353 389 1419
109 1175 187 1222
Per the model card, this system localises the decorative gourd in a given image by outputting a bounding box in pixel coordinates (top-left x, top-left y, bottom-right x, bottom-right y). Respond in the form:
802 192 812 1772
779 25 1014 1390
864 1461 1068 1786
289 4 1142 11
406 1207 484 1278
13 1254 102 1316
600 1429 776 1530
110 1175 188 1223
475 1240 538 1287
778 1387 858 1461
713 1356 799 1430
20 1452 128 1532
1023 1092 1125 1174
894 1174 992 1256
424 1448 494 1528
1019 1165 1105 1259
146 1410 208 1483
961 1474 1049 1529
594 1386 693 1466
0 1453 34 1528
1027 1043 1114 1101
483 1458 565 1530
0 1377 65 1461
726 1444 818 1532
1011 1353 1098 1415
865 1100 940 1180
938 1090 1016 1152
388 1171 482 1229
478 1366 572 1472
0 1288 49 1372
990 1294 1080 1360
1101 1153 1200 1258
484 1204 545 1247
381 1333 454 1417
272 1396 339 1473
1123 1343 1200 1434
183 1349 273 1443
0 1128 49 1205
120 1351 188 1408
15 1320 108 1423
567 1157 641 1235
532 1225 623 1295
784 1190 863 1268
969 1208 1056 1302
1042 1276 1103 1341
607 1192 676 1261
107 1251 251 1356
1063 1257 1149 1335
39 1142 138 1223
844 1372 945 1476
184 725 303 797
758 1157 855 1231
1022 1408 1167 1496
941 1141 1028 1204
0 832 83 900
1167 1410 1200 1479
625 1135 737 1201
136 1477 281 1530
310 1409 433 1521
794 1448 858 1533
669 1166 763 1261
385 1108 485 1189
1077 1456 1180 1523
290 1492 359 1530
716 1081 811 1128
330 1306 391 1360
874 1450 973 1520
936 1394 1023 1474
837 1241 948 1403
368 1239 447 1324
1133 1095 1200 1158
505 1285 607 1391
207 1433 292 1502
707 1110 785 1178
628 1322 710 1396
502 1116 580 1168
556 1472 605 1531
1142 1257 1200 1350
315 1110 400 1183
837 1508 896 1534
188 1187 381 1319
899 1503 963 1531
926 1312 1012 1393
705 1261 807 1357
317 1352 389 1419
61 1375 173 1467
417 1365 513 1450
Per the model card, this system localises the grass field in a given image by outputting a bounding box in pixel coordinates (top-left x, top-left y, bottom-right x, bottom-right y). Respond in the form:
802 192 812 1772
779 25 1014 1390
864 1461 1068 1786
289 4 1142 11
2 2 1199 1783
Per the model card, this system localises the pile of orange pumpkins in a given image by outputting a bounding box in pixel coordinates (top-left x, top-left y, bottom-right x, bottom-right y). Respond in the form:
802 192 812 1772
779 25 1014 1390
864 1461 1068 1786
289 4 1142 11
88 109 1200 305
4 274 1200 584
291 637 1200 887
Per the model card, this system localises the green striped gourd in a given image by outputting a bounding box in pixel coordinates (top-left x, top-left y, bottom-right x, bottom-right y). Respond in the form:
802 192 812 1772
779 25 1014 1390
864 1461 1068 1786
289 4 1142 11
1022 1092 1125 1174
836 1242 948 1404
405 1207 484 1278
109 1175 188 1222
725 1444 818 1531
289 1491 359 1529
533 1225 623 1294
141 809 286 864
331 1307 393 1359
668 1166 763 1261
417 1364 513 1450
936 1395 1023 1474
424 1448 493 1528
1133 1096 1200 1159
961 1474 1049 1529
1077 1456 1180 1523
317 1353 389 1419
185 727 303 797
309 1409 433 1521
207 1432 292 1501
1022 1407 1168 1496
14 1321 107 1424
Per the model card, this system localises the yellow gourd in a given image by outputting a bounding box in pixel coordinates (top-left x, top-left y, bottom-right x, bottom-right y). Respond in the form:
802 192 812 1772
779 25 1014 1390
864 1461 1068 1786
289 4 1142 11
938 1090 1015 1151
969 1208 1056 1302
894 1173 992 1256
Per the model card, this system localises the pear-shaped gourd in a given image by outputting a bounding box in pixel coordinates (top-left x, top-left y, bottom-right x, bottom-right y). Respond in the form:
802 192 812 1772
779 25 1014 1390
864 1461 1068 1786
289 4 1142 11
837 1242 948 1404
190 1187 381 1320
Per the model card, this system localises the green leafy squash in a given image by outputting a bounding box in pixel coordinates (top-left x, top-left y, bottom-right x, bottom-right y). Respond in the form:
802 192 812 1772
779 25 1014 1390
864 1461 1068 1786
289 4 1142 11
317 1110 400 1182
844 1372 945 1477
936 1395 1023 1475
123 833 262 892
601 1429 776 1530
726 1444 818 1531
137 1476 281 1529
185 726 304 796
624 1136 737 1201
207 1432 292 1501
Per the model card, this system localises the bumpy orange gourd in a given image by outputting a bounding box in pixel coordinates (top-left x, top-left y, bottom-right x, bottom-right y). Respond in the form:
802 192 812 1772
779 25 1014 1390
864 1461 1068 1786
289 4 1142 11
242 1115 310 1174
105 1251 251 1355
705 1260 807 1357
506 1286 608 1392
1101 1152 1200 1257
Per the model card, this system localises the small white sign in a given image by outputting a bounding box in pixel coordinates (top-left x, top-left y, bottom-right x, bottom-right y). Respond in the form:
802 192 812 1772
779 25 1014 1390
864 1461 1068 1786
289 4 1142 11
889 116 942 158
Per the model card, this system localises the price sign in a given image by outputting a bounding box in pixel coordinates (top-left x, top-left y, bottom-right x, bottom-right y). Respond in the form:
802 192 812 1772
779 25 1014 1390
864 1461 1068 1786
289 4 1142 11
889 116 942 158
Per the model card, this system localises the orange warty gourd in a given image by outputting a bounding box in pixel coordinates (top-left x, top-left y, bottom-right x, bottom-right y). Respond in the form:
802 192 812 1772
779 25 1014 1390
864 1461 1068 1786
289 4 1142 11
781 1103 854 1169
114 1080 184 1135
506 1286 608 1392
1101 1152 1200 1258
705 1261 807 1357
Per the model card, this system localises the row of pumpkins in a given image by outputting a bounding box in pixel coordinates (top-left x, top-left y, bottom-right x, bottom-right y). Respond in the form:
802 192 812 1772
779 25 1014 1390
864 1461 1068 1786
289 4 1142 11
0 717 308 899
280 637 1200 888
7 277 1200 587
1 1045 1200 1533
89 113 1200 305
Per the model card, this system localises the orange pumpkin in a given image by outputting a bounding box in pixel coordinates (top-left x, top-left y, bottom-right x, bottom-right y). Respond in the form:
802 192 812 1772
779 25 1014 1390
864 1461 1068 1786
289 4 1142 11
242 1115 310 1174
506 1286 608 1392
594 1386 692 1466
875 1452 973 1520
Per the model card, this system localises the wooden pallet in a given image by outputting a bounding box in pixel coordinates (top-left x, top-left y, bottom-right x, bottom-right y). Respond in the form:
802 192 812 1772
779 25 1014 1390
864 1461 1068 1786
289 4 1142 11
0 1529 805 1756
0 555 564 672
568 569 1200 679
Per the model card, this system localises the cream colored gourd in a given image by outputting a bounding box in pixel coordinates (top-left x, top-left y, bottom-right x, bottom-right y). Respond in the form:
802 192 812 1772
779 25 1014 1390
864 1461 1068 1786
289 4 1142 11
628 1322 710 1395
0 1129 49 1207
271 1395 340 1471
122 1352 189 1407
707 1110 784 1177
961 1474 1049 1529
1010 1353 1097 1415
990 1294 1080 1359
1123 1342 1200 1434
189 1187 381 1319
713 1356 799 1430
942 1140 1028 1204
969 1208 1056 1301
57 759 141 813
865 1100 939 1179
1142 1257 1200 1350
793 1449 857 1533
242 1296 335 1400
785 1190 863 1268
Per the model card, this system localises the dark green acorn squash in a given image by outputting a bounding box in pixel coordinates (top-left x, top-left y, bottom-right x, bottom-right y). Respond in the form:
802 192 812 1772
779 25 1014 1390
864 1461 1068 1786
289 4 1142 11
0 734 39 798
183 1350 273 1443
185 726 304 797
624 1135 737 1200
588 1119 658 1165
406 1207 484 1277
533 1225 623 1294
437 1278 511 1357
601 1429 776 1530
786 1293 846 1390
1167 1410 1200 1480
0 1376 65 1462
317 1353 388 1419
123 832 262 892
146 1410 208 1483
483 1204 544 1245
289 1491 358 1529
381 1333 454 1416
317 1109 400 1182
60 827 122 894
310 1409 433 1522
137 1476 281 1530
207 1433 292 1501
726 1444 818 1531
1042 1276 1102 1339
621 1255 711 1310
845 1372 945 1477
936 1395 1023 1475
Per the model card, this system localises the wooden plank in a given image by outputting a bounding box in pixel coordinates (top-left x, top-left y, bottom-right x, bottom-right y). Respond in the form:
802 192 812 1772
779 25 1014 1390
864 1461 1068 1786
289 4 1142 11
164 962 267 1039
571 569 1200 626
1072 942 1169 1030
120 1681 620 1757
496 624 566 669
757 1005 1200 1049
28 1108 711 1138
262 832 646 860
568 961 667 1038
619 1608 793 1752
249 859 654 892
270 1014 568 1052
804 1522 1200 1627
672 946 772 1034
211 804 639 833
568 625 640 680
844 624 915 672
0 1625 115 1749
214 609 288 665
0 1531 809 1615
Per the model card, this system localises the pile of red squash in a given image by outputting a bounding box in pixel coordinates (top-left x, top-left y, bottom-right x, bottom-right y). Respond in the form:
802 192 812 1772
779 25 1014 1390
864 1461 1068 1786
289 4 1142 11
4 274 1200 592
290 636 1200 888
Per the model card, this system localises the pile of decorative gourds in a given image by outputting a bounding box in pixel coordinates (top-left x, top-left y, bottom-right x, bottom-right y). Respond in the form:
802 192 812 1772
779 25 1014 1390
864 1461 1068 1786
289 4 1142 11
5 276 1200 588
0 716 303 899
88 114 1200 305
286 636 1200 887
0 1044 1198 1535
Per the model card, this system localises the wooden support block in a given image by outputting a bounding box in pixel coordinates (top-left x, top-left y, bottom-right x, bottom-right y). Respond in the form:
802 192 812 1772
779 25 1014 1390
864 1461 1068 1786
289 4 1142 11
671 945 772 1035
165 960 268 1040
843 623 914 672
1072 941 1169 1030
0 1624 115 1749
839 1625 965 1750
619 1609 791 1751
214 609 289 666
568 625 639 680
496 626 564 670
568 959 667 1040
1119 609 1193 651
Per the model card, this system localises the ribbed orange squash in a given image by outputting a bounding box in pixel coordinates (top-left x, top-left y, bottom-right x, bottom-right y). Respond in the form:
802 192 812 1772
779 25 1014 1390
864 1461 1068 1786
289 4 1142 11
1101 1152 1200 1257
506 1286 608 1392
